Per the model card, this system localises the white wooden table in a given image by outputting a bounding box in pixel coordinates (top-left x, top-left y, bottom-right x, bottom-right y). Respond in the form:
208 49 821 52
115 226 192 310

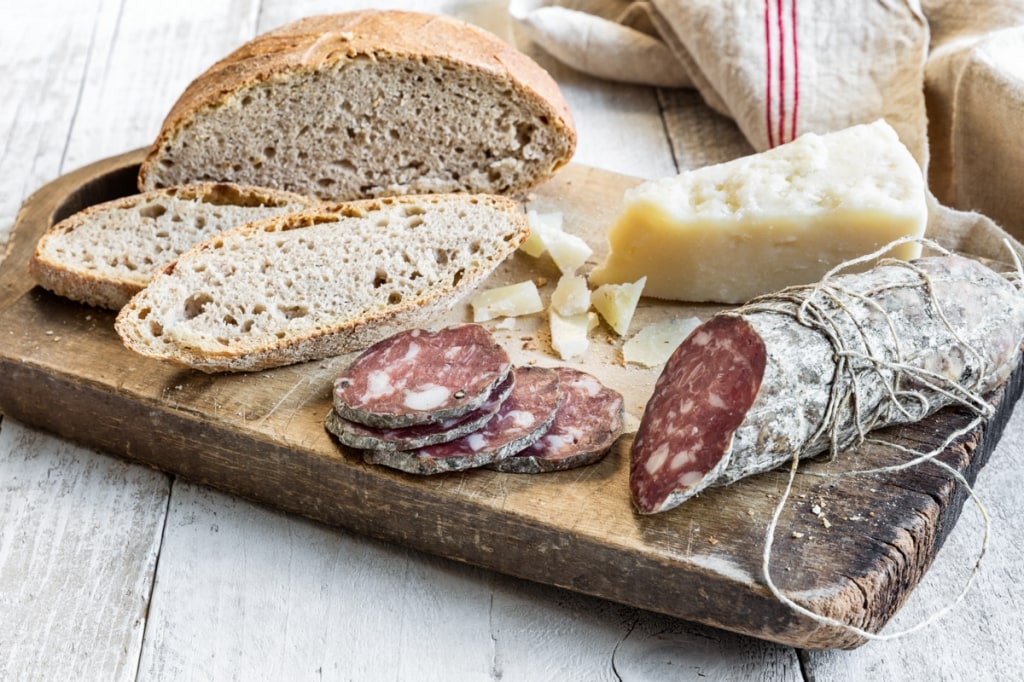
2 2 1022 679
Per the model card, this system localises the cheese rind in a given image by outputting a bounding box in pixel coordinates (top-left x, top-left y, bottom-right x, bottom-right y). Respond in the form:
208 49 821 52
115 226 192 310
589 120 928 304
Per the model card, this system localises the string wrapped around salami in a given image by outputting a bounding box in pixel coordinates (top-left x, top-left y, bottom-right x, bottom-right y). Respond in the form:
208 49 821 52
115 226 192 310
325 372 515 450
491 367 624 473
366 366 562 474
630 253 1024 515
332 324 511 428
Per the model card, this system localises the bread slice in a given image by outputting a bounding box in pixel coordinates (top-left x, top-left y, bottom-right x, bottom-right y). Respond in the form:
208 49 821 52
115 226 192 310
137 10 576 202
29 183 318 309
114 193 529 373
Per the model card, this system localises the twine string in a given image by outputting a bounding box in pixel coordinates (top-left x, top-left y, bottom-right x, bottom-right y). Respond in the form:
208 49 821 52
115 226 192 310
747 238 1015 642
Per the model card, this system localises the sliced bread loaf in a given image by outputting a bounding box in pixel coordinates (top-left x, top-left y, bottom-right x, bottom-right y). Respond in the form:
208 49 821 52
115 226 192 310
114 193 529 373
137 10 576 201
29 183 318 309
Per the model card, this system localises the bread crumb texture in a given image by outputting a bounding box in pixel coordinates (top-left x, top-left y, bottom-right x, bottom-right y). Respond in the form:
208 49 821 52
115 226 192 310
29 183 317 309
114 194 528 372
139 11 576 201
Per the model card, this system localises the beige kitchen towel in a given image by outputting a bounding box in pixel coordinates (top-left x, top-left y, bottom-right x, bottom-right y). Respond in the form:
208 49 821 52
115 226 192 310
510 0 1024 248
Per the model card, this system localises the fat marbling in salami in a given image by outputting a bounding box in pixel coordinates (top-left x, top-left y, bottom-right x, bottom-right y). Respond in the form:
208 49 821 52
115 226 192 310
365 366 562 475
630 254 1024 514
493 367 625 474
325 372 515 450
332 324 511 428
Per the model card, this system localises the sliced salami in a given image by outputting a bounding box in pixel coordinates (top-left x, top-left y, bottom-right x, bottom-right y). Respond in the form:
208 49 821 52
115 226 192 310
492 367 625 474
332 324 511 428
630 255 1024 514
365 366 562 475
325 372 515 450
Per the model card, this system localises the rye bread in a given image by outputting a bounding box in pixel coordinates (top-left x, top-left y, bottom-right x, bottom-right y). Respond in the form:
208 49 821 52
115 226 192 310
138 10 576 201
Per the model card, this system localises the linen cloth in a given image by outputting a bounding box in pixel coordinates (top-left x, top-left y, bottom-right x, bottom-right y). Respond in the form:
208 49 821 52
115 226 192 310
510 0 1024 257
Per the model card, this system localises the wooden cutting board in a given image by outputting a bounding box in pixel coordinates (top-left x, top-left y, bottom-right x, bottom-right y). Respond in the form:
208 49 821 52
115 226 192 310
2 149 1020 650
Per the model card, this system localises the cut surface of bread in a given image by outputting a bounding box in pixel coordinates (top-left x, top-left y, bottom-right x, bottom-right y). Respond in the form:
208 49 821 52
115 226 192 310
137 10 576 202
114 193 529 373
29 183 318 309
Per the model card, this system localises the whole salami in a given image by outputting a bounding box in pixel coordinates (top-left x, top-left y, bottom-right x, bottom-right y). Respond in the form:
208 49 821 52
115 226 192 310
333 324 511 428
492 367 624 474
631 254 1024 514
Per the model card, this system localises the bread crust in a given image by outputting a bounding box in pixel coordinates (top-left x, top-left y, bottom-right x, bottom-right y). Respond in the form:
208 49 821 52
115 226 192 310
138 10 576 194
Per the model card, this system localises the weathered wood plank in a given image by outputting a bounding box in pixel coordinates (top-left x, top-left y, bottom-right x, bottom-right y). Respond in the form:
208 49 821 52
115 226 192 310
136 480 802 681
0 0 105 242
63 0 263 173
138 482 501 680
801 401 1024 679
0 5 170 680
0 419 168 681
0 1 264 679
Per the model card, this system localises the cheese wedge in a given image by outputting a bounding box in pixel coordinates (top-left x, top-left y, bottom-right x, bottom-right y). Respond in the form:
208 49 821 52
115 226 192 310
589 120 927 303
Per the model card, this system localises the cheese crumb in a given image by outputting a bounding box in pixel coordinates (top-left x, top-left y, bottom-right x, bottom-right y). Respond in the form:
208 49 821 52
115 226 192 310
550 274 591 317
549 309 598 361
591 276 646 335
470 281 543 322
622 317 701 367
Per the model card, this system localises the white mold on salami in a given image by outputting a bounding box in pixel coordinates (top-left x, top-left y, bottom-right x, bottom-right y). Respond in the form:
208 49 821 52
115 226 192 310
332 324 511 428
492 367 625 474
325 373 515 451
364 366 562 475
630 254 1024 515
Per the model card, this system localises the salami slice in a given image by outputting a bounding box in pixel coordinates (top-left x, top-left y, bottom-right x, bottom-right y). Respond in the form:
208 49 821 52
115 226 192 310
365 366 562 475
332 324 511 428
631 255 1024 514
325 372 515 450
491 367 625 474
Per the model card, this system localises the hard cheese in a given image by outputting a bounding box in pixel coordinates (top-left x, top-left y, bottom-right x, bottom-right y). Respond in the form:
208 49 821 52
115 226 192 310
589 120 928 303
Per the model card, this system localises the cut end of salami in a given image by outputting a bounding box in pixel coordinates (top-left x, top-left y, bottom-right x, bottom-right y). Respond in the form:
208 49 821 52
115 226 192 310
332 324 511 428
492 367 625 474
629 315 767 514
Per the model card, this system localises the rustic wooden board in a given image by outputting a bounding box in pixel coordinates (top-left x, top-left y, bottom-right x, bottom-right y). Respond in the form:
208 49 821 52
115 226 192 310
1 149 1020 650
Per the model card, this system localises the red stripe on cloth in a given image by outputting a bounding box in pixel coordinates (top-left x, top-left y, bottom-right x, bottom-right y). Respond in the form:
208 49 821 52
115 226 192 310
790 0 800 142
776 0 786 146
764 0 775 148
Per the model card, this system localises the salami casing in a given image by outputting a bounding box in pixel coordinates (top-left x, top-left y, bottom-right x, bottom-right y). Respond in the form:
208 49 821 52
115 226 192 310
492 367 624 473
332 324 511 428
631 255 1024 514
325 373 515 450
365 366 562 474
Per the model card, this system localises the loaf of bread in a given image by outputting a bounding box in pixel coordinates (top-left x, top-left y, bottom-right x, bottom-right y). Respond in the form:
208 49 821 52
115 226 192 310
28 183 318 310
138 10 576 201
114 193 529 372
